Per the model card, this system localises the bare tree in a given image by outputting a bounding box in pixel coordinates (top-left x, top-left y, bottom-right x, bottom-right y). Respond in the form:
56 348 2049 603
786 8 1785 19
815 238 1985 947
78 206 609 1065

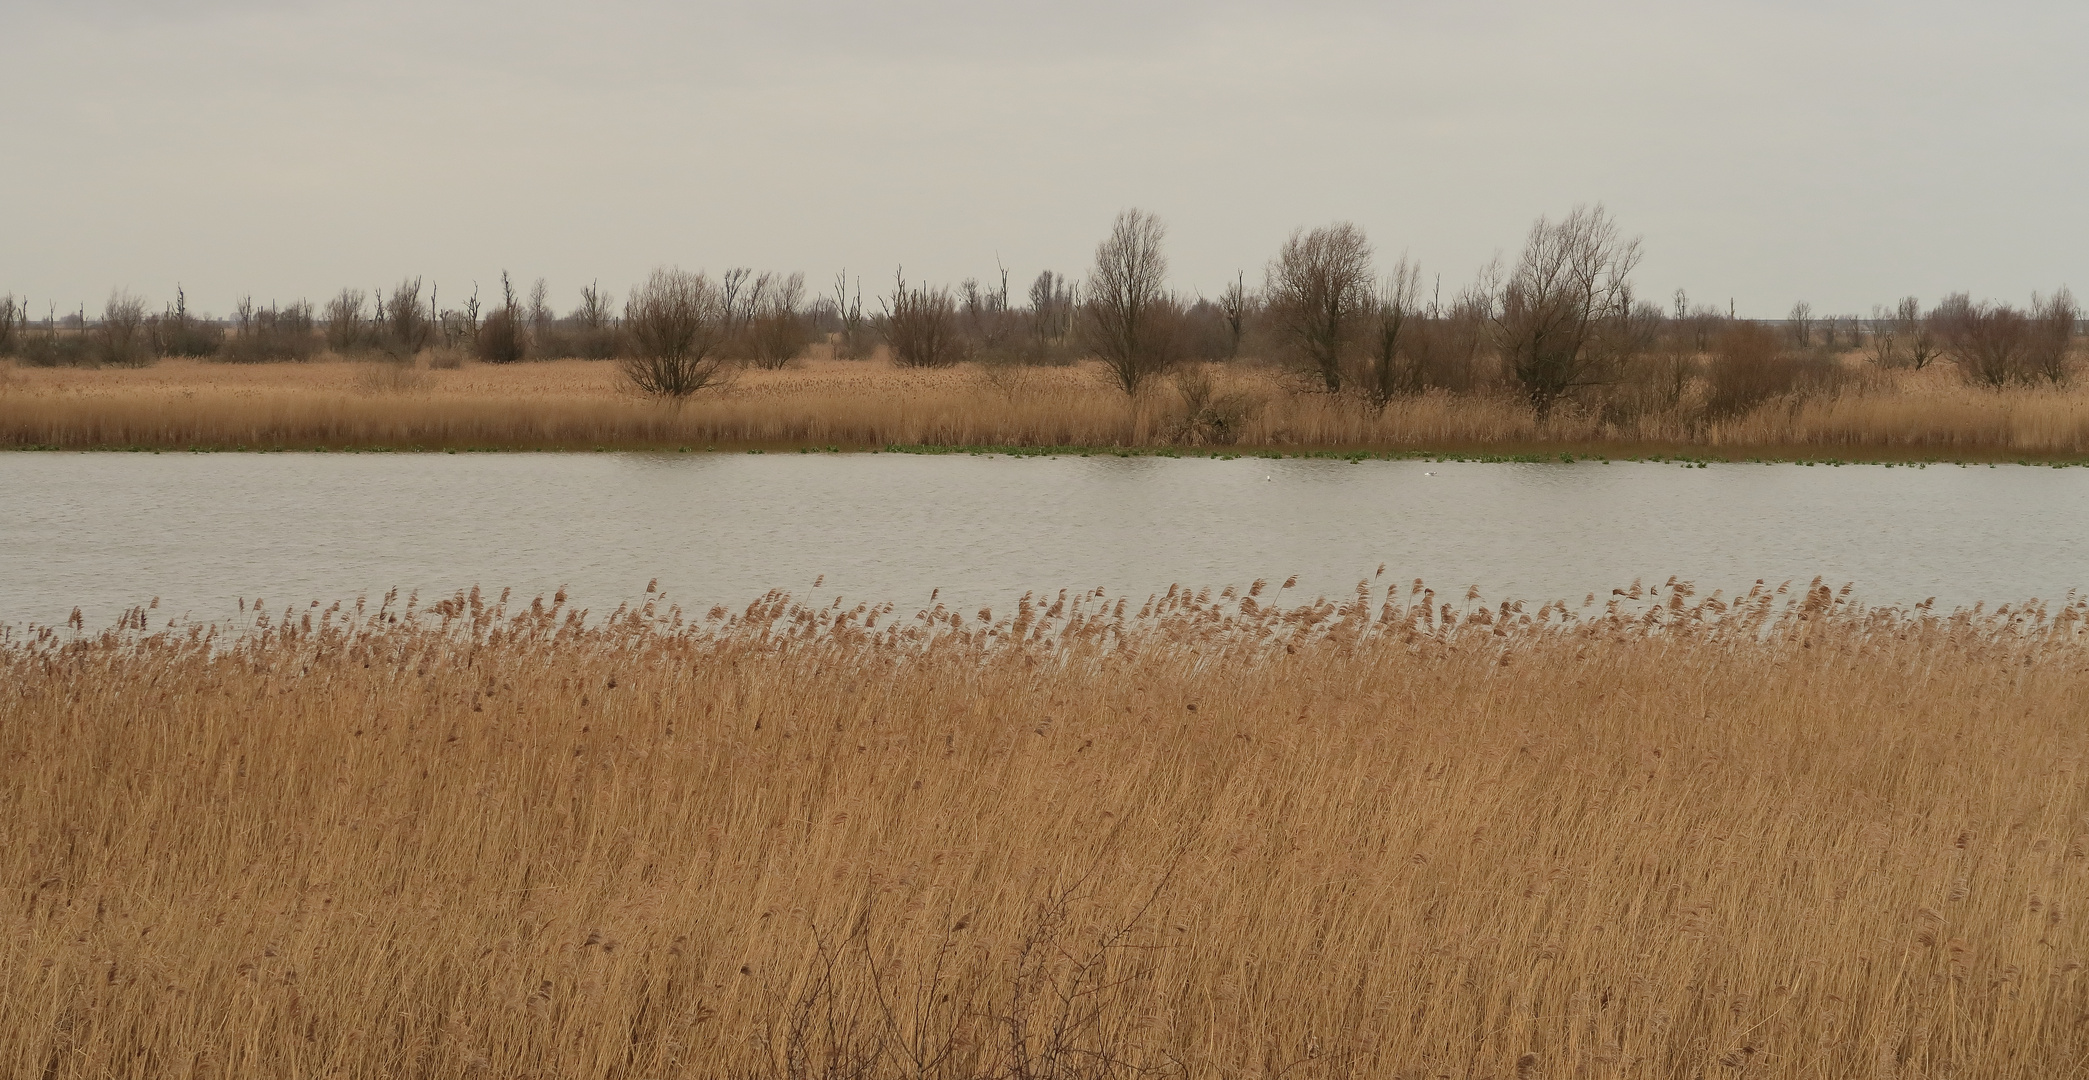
1894 297 1941 370
1025 270 1075 361
575 281 613 330
1360 255 1423 407
1217 272 1253 359
382 277 433 356
527 278 552 340
746 271 811 369
1865 304 1902 367
620 268 729 399
879 269 963 368
1935 293 2033 387
97 290 153 367
324 289 368 353
1787 302 1813 348
831 271 867 359
2028 287 2079 385
476 272 529 364
1083 208 1179 395
0 294 19 357
1265 222 1374 392
1491 205 1644 419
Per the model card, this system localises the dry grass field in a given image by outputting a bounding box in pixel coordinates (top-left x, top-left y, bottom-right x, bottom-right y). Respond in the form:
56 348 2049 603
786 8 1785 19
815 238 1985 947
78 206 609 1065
7 353 2089 459
6 578 2088 1078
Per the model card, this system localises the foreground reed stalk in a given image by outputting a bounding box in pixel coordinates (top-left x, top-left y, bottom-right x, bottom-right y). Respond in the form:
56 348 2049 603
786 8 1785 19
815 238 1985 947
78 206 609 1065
7 357 2089 458
5 579 2088 1077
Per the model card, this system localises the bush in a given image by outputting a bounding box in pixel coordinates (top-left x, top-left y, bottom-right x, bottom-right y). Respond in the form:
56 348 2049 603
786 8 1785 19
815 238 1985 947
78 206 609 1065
1704 321 1844 419
324 289 372 354
1934 294 2034 388
17 332 95 368
745 272 812 369
620 268 729 400
879 272 964 368
151 287 223 358
475 274 529 364
0 294 23 357
381 278 434 357
96 291 155 368
568 282 618 360
221 297 318 363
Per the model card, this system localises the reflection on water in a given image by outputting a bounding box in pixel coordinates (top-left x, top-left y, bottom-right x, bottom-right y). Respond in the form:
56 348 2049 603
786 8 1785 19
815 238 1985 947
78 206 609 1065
1 452 2084 628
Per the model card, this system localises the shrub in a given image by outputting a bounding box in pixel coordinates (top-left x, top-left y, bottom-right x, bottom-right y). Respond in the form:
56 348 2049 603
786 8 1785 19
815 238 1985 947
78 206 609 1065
17 330 95 368
620 268 728 400
1704 321 1836 419
1934 294 2033 388
221 298 319 363
2028 288 2079 386
96 291 155 368
0 294 21 357
475 274 529 365
324 289 372 353
151 287 223 358
381 278 434 357
879 271 964 369
745 272 812 369
569 282 618 360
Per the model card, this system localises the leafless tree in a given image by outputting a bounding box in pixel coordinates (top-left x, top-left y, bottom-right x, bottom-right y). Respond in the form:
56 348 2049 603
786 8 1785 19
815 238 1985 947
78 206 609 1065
1083 208 1180 396
620 268 729 399
1266 222 1374 392
1865 303 1903 367
1935 293 2033 387
831 271 868 359
324 289 368 353
746 271 811 369
2028 288 2079 385
575 281 613 330
1490 205 1644 419
1360 255 1423 407
97 290 153 367
152 285 222 358
1025 270 1075 361
382 277 434 356
1217 272 1253 359
960 266 1016 360
0 294 20 356
1894 297 1941 370
1786 302 1813 348
476 272 529 364
879 269 963 368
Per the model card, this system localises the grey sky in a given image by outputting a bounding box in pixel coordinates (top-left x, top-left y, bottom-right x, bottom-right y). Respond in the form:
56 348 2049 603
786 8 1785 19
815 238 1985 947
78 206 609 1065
6 0 2083 319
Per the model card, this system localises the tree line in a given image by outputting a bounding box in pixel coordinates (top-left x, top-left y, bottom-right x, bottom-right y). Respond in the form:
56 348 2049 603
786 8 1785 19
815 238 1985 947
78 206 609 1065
1 205 2078 422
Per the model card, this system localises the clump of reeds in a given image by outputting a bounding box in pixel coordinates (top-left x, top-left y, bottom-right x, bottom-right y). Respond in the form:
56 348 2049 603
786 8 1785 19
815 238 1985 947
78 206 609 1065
4 577 2088 1077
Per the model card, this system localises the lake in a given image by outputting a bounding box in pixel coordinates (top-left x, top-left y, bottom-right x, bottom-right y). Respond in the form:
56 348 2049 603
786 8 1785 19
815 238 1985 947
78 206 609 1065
2 452 2084 630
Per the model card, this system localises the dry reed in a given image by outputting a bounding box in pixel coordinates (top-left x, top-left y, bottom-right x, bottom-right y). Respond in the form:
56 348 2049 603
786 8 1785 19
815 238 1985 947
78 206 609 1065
5 355 2089 458
5 577 2088 1077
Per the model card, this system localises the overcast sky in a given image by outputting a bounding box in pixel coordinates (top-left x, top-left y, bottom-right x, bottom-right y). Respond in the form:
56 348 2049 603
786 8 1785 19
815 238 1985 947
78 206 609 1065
5 0 2083 319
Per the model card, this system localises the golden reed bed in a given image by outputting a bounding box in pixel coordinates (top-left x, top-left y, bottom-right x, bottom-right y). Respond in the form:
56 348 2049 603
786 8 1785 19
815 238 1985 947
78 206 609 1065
7 355 2089 458
5 578 2088 1077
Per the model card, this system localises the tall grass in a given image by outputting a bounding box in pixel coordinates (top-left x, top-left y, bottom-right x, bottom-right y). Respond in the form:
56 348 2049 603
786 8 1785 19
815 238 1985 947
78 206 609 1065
7 356 2089 456
4 578 2087 1077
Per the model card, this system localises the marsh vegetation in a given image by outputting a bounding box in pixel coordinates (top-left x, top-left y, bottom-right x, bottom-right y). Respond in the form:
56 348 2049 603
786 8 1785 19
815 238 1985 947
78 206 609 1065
2 207 2080 457
5 578 2087 1077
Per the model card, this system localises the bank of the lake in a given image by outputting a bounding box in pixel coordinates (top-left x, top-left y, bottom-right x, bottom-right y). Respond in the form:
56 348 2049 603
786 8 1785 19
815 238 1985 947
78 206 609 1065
9 355 2089 462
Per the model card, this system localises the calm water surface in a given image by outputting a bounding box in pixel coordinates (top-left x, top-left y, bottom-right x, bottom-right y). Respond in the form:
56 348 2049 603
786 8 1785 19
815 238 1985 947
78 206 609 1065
2 453 2085 629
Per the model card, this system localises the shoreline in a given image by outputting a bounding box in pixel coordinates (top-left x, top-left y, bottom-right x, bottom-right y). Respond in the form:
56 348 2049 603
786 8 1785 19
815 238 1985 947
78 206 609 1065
8 354 2089 464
